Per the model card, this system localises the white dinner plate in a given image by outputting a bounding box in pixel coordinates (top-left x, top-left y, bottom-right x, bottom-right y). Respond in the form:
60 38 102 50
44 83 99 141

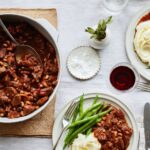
126 6 150 80
52 93 139 150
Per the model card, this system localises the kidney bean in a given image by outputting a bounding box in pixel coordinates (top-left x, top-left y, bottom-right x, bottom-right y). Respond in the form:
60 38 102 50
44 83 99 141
23 105 36 116
0 96 10 105
8 110 20 118
39 87 53 96
0 49 6 59
5 87 17 98
37 96 48 106
7 54 15 64
0 108 5 113
0 66 6 75
11 95 22 107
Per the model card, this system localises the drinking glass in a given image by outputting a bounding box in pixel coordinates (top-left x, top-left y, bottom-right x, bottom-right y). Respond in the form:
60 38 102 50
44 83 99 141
107 62 139 93
102 0 129 15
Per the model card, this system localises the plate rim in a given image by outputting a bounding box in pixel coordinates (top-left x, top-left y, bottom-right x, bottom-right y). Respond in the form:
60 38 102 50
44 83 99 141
52 92 139 150
126 6 150 81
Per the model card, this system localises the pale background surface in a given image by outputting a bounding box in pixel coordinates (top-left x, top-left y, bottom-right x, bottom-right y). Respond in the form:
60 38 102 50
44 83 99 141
0 0 149 149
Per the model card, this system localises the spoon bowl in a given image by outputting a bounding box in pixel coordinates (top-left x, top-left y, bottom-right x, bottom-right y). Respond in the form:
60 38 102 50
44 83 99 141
15 44 43 67
15 44 43 79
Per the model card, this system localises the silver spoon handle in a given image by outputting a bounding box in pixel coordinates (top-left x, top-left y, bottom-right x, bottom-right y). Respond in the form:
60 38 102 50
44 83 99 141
0 18 19 45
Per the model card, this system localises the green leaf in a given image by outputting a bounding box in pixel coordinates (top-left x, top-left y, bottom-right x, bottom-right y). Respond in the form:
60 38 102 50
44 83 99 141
97 21 102 31
106 16 112 24
101 20 106 30
85 27 95 34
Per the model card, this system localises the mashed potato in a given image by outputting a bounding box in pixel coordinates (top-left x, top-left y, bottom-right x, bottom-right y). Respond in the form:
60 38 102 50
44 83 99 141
71 133 101 150
134 20 150 66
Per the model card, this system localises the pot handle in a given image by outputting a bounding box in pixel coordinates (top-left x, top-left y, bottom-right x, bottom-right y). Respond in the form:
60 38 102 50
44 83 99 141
36 18 59 43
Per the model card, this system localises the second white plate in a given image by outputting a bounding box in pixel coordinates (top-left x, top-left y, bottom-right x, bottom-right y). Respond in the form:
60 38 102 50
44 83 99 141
126 6 150 80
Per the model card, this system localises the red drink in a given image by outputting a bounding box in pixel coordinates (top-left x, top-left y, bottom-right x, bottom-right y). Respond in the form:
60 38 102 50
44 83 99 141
110 66 136 91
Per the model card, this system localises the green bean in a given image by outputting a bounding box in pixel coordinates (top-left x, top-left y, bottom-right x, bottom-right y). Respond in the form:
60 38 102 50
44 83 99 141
101 102 108 111
79 95 84 117
64 108 81 143
83 95 99 121
66 96 84 140
77 103 101 120
85 103 103 118
85 117 101 136
96 117 102 123
65 104 79 144
68 115 98 129
92 95 99 105
84 96 100 125
63 128 75 149
72 103 79 123
86 128 92 136
68 109 111 128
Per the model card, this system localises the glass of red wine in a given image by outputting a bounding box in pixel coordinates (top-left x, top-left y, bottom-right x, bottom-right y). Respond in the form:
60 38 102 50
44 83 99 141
109 62 139 93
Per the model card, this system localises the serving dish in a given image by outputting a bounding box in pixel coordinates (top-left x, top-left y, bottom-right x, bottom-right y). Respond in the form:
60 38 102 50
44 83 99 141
0 14 61 123
126 6 150 80
52 93 139 150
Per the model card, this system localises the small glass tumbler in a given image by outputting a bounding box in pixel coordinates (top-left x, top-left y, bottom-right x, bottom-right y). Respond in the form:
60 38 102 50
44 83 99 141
102 0 129 15
108 62 140 93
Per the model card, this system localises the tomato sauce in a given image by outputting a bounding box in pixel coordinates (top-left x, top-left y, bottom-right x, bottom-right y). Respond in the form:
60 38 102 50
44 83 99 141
138 12 150 24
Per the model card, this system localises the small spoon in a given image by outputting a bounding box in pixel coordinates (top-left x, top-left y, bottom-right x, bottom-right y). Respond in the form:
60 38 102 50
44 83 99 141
0 18 43 69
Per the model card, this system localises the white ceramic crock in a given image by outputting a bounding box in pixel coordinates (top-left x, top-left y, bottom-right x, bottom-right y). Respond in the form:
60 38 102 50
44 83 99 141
0 14 61 123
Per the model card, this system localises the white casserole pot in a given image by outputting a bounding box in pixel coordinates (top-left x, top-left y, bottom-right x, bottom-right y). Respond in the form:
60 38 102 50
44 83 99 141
0 14 61 123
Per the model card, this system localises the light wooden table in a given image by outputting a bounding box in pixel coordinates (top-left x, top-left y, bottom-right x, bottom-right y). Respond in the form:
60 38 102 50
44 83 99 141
0 0 149 149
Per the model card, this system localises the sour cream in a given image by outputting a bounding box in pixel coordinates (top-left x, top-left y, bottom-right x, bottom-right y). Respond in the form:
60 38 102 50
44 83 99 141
71 133 101 150
134 21 150 66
